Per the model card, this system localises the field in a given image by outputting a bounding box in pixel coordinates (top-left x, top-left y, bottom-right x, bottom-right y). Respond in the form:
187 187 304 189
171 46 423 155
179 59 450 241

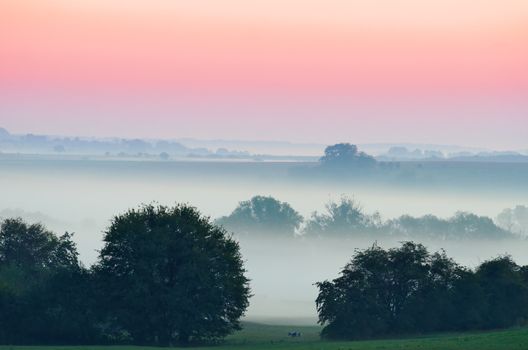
2 323 528 350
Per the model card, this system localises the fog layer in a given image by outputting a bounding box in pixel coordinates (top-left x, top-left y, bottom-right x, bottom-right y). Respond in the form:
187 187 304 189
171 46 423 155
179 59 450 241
1 157 527 324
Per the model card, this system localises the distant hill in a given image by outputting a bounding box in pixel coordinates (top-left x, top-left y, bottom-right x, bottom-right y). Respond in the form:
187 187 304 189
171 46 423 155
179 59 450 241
0 126 525 161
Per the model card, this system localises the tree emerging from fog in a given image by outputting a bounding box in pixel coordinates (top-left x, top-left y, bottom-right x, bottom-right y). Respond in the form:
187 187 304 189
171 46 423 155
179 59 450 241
497 205 528 236
219 195 517 240
216 196 303 236
303 196 381 237
386 212 513 240
316 242 528 340
319 143 377 170
95 204 250 346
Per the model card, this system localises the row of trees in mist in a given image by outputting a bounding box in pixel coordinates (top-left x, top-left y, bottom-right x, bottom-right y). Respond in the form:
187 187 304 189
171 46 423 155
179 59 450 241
216 195 517 240
316 242 528 340
2 204 528 346
0 127 206 157
0 206 250 346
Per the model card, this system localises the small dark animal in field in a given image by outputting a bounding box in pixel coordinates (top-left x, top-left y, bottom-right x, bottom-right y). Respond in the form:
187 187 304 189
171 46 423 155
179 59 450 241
288 331 302 337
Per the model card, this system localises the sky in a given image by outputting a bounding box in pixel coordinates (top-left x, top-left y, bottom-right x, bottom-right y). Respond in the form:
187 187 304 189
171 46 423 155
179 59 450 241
0 0 527 149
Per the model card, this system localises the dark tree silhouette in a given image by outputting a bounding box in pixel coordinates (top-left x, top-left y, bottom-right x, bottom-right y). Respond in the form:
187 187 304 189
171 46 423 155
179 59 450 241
216 196 303 236
315 242 452 339
319 143 376 169
315 242 528 340
0 218 77 269
94 204 250 346
476 256 528 328
0 218 96 344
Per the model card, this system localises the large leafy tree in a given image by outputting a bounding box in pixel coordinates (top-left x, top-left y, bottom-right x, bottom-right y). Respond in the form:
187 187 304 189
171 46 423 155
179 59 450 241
0 218 95 344
0 218 78 269
315 244 392 339
476 256 528 328
316 242 528 340
315 242 465 340
216 196 303 236
94 204 250 346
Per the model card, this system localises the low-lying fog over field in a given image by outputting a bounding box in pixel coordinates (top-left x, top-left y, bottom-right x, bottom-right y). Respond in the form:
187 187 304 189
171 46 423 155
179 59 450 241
1 155 527 324
2 1 528 345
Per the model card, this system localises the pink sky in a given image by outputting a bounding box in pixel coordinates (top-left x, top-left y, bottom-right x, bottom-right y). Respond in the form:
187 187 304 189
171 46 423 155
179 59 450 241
0 0 527 149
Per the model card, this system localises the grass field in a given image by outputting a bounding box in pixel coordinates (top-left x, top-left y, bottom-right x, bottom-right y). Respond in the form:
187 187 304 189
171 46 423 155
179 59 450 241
1 322 528 350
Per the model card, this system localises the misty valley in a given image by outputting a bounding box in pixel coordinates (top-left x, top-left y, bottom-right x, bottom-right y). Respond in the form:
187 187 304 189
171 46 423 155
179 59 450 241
2 147 528 329
2 1 528 348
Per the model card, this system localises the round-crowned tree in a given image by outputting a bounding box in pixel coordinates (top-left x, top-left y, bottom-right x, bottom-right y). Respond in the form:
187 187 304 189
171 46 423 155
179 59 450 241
319 143 376 170
94 204 250 346
216 196 303 236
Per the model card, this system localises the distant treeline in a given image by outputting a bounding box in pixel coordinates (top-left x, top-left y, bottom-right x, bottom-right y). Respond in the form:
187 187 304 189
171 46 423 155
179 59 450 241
317 242 528 340
216 195 519 240
0 127 248 158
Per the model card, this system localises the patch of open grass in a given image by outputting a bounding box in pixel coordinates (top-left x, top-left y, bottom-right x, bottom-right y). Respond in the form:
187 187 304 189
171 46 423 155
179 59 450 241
1 323 527 350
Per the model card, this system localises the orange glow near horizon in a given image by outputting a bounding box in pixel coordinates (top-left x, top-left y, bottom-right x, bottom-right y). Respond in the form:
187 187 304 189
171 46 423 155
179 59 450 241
0 0 527 147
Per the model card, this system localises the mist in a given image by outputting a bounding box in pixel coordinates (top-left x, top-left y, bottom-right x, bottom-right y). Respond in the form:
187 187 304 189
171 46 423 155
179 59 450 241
1 156 528 324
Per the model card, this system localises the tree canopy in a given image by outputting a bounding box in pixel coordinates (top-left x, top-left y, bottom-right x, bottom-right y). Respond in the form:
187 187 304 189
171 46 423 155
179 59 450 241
216 196 303 236
316 242 528 340
319 143 377 170
217 195 515 240
0 203 525 346
95 204 251 346
0 218 96 344
0 209 251 346
497 205 528 236
302 198 510 240
304 196 381 237
387 211 512 240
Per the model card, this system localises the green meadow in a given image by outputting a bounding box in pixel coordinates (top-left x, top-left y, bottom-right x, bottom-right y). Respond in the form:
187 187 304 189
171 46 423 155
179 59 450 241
2 322 527 350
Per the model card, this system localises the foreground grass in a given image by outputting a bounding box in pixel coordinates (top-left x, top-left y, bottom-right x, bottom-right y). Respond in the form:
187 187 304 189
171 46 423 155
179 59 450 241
2 322 528 350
